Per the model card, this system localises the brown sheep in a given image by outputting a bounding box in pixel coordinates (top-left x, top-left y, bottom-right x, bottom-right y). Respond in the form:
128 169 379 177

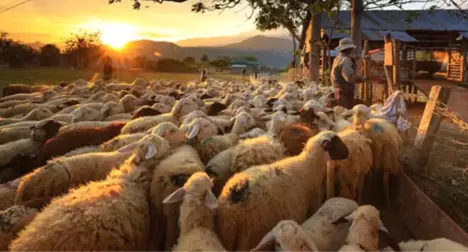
279 123 319 156
35 122 126 167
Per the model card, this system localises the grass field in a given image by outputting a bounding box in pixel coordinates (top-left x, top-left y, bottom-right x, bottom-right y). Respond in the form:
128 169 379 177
0 67 245 88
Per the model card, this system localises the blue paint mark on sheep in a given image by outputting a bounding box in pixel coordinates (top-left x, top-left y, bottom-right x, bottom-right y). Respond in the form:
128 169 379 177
372 124 385 134
202 137 214 146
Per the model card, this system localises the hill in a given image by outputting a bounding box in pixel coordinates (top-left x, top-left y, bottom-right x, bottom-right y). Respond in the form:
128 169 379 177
124 36 293 69
176 35 248 47
224 35 294 51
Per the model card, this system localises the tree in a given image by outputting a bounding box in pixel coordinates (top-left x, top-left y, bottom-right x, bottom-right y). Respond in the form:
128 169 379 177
243 56 258 62
64 30 103 69
39 44 61 66
0 33 37 68
210 56 231 71
182 56 196 65
200 54 209 63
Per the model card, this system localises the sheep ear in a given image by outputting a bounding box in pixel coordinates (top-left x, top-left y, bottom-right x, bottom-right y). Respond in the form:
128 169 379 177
145 143 157 160
187 123 200 139
118 142 138 153
163 187 186 204
320 135 349 161
204 190 219 209
378 229 401 252
251 230 275 251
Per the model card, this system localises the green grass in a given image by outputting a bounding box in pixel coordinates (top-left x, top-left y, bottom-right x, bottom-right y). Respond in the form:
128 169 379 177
0 67 244 88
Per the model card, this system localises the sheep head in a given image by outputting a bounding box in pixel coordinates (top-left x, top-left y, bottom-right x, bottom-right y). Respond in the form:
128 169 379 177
171 98 199 121
126 134 171 165
30 119 62 143
162 172 218 210
184 118 217 140
332 205 401 252
101 101 125 120
149 122 186 147
230 112 257 135
304 131 349 161
151 103 171 113
251 220 318 252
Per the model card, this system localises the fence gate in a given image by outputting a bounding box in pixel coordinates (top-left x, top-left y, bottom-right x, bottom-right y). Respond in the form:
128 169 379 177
447 50 465 82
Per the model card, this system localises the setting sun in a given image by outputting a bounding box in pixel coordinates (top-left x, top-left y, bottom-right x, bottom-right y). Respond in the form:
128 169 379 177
100 23 138 49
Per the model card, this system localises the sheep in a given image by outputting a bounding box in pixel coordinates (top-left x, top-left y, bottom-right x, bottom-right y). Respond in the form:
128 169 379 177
216 131 350 251
360 118 403 206
120 94 143 113
15 147 135 205
251 220 319 252
239 128 266 139
162 172 226 252
70 105 102 123
99 133 146 152
2 84 34 97
121 97 198 134
131 106 162 119
0 100 30 109
10 134 172 251
100 101 125 120
0 205 38 251
382 238 468 251
35 122 126 166
278 123 319 156
0 107 54 127
59 121 125 133
206 101 227 116
205 148 234 196
185 117 239 164
148 144 205 251
231 135 285 173
0 127 33 145
230 111 257 136
148 122 186 148
62 146 100 157
334 205 400 252
151 103 172 113
104 113 133 121
326 129 373 203
333 106 352 132
1 103 57 118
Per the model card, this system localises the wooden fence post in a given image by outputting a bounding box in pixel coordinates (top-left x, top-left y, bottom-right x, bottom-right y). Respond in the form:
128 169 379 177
413 85 451 170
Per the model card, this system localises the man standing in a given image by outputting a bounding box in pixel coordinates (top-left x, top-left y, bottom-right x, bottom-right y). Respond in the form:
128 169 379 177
103 56 114 81
331 37 366 109
200 67 208 82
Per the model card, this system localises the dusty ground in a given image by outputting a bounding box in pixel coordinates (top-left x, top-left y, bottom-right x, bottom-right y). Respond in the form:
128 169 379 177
404 103 468 231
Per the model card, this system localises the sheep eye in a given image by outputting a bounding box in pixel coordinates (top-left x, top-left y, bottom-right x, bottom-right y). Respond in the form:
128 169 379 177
170 129 176 133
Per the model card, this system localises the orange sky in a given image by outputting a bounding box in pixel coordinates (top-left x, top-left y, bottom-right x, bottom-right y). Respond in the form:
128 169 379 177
0 0 285 45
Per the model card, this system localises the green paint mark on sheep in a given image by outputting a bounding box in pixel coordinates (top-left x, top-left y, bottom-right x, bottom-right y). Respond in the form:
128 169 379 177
201 137 214 146
372 124 384 134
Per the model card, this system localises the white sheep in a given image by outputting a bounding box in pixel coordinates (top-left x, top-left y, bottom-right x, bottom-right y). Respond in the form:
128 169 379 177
162 172 226 251
10 134 172 251
216 131 350 251
382 238 468 251
99 133 146 152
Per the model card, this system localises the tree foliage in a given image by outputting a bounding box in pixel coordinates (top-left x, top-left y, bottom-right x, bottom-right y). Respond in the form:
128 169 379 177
39 44 61 66
64 30 103 69
200 54 209 62
0 33 37 68
210 56 231 71
182 56 196 65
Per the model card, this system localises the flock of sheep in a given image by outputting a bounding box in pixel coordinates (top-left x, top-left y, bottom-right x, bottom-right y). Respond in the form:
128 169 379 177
0 77 466 251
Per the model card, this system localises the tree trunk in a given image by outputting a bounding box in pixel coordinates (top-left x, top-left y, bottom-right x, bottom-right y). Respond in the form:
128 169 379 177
309 12 321 82
292 31 297 68
351 0 364 71
299 11 312 51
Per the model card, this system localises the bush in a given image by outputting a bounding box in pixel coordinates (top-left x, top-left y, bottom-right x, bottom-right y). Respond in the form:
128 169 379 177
0 33 37 68
40 44 61 66
146 58 198 73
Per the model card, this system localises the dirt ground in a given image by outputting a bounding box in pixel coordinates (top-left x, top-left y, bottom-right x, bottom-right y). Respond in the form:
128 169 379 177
404 103 468 232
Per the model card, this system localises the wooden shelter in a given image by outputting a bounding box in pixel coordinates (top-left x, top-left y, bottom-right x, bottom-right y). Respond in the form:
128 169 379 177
302 10 468 101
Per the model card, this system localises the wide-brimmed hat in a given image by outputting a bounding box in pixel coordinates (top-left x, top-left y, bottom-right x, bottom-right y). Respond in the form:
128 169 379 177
335 37 356 51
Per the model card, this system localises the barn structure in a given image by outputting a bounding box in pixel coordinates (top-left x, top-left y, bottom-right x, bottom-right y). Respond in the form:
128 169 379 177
301 9 468 102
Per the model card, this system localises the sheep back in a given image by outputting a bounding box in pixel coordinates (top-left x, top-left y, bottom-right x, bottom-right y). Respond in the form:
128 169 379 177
231 135 285 173
279 123 319 156
196 133 239 164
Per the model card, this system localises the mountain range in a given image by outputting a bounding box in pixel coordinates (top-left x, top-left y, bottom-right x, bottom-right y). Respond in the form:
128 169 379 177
26 35 295 69
124 35 295 69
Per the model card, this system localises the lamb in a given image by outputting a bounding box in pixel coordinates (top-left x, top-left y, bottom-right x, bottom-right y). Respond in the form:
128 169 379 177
326 129 373 203
121 97 198 134
231 135 285 173
360 118 403 206
99 133 146 152
162 172 226 251
15 147 135 205
0 178 22 211
382 238 468 251
186 117 239 164
334 205 400 252
10 134 172 251
216 131 349 251
35 122 126 166
278 123 319 156
148 144 205 251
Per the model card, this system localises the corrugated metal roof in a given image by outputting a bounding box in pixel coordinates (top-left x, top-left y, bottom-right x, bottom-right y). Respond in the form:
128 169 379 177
321 10 468 32
324 29 417 42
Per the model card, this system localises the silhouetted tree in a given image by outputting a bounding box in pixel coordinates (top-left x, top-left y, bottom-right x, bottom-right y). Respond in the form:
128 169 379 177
210 56 231 71
39 44 61 66
0 33 37 68
182 56 196 65
200 54 209 63
64 30 103 69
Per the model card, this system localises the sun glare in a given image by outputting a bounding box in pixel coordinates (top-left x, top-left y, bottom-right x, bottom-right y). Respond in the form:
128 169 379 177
100 23 138 50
